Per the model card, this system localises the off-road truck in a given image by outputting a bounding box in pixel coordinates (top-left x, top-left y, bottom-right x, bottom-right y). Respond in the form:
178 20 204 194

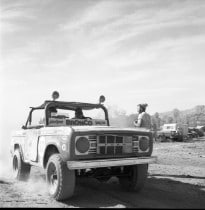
10 92 157 201
157 123 188 142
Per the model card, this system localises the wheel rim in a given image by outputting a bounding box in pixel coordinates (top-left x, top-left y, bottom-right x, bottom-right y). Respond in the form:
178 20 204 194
47 163 58 195
13 155 18 177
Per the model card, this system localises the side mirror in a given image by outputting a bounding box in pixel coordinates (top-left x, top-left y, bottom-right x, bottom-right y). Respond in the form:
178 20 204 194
99 95 105 104
22 125 26 129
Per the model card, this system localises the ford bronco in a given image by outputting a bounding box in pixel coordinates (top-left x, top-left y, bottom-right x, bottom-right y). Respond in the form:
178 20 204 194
10 92 157 201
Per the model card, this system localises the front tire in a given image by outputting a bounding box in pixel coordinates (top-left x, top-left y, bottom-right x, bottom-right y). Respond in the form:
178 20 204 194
12 149 31 181
119 164 148 192
46 154 75 201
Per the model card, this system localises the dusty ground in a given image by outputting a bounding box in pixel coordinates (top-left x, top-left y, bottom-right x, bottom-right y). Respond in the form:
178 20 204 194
0 137 205 208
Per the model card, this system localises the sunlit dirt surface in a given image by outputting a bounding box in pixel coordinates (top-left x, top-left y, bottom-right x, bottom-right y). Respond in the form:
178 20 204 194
1 137 205 208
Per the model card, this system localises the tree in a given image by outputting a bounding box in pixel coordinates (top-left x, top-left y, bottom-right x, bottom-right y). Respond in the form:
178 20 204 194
172 108 180 123
151 112 161 130
167 116 174 123
195 106 205 125
195 105 205 115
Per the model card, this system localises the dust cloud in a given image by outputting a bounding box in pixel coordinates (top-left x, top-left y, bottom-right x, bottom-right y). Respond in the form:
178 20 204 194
0 122 18 181
107 105 137 128
15 167 48 196
0 125 48 194
0 156 12 181
0 135 12 181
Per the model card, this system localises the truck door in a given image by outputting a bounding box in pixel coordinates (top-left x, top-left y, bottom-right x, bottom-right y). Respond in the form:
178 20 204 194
25 109 45 162
25 129 41 161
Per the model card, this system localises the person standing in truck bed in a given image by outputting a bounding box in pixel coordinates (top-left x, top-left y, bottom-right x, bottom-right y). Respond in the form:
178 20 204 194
134 103 151 129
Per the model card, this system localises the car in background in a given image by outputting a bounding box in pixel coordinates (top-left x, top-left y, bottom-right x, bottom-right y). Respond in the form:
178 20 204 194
194 127 204 137
157 123 188 142
188 127 198 139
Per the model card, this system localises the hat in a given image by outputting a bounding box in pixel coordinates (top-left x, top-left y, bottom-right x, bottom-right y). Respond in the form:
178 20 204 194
138 103 148 108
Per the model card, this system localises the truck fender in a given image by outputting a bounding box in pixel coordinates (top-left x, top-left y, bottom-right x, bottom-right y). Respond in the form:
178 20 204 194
42 143 60 168
13 144 25 161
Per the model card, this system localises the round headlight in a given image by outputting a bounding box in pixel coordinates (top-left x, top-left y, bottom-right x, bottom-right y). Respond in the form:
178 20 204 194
76 137 90 153
139 137 149 151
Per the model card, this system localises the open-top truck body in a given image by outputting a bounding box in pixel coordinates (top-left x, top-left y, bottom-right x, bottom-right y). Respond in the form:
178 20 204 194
11 93 157 201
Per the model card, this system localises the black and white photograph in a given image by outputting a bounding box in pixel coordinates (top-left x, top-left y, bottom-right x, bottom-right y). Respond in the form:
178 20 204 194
0 0 205 208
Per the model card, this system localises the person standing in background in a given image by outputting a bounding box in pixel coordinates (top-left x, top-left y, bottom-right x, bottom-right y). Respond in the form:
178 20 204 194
152 112 161 142
134 103 151 129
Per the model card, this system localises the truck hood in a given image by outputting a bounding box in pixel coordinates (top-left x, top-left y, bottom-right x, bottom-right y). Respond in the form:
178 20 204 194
71 126 150 133
11 126 150 137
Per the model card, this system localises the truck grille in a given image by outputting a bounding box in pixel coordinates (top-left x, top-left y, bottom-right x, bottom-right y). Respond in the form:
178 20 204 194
88 135 97 154
88 135 138 155
133 135 139 153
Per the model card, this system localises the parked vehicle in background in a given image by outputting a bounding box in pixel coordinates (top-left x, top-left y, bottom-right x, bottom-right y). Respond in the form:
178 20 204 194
196 125 205 134
157 123 188 142
188 127 198 139
194 127 204 137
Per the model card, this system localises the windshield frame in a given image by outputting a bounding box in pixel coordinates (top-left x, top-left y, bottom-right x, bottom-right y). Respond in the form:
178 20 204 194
45 101 109 126
23 101 110 128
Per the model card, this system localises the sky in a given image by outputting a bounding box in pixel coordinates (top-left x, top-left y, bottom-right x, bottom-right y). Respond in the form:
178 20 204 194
0 0 205 141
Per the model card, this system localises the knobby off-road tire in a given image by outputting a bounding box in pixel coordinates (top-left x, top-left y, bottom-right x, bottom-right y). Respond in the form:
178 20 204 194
157 135 166 142
46 154 75 201
119 164 148 192
12 149 31 181
164 137 173 142
156 136 162 142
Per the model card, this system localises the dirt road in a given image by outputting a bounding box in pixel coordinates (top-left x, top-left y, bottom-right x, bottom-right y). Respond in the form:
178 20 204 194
1 137 205 208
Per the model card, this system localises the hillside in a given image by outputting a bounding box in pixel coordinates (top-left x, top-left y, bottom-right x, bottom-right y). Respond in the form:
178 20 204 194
158 105 205 127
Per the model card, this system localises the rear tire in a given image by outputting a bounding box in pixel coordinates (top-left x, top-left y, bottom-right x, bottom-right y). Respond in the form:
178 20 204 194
12 149 31 181
157 135 165 142
119 164 148 192
46 154 75 201
165 137 172 142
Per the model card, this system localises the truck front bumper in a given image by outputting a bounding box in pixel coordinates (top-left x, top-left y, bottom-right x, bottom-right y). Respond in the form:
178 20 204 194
67 156 157 170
